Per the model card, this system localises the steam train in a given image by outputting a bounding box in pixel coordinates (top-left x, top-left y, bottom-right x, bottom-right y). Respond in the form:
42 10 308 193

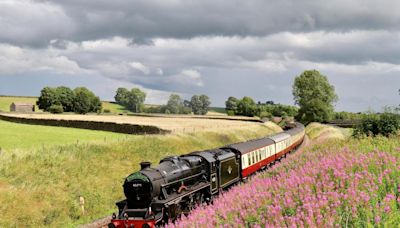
108 123 305 228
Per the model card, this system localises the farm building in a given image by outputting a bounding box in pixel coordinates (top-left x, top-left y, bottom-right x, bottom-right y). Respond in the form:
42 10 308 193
10 102 35 112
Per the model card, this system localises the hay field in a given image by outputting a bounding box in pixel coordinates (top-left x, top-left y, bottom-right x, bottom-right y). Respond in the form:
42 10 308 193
2 113 269 133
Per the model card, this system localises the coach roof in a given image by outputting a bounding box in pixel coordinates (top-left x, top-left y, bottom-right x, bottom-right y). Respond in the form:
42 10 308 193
222 137 274 154
268 132 290 142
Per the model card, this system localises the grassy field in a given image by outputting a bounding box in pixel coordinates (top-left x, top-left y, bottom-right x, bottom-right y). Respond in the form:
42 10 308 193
100 101 132 114
0 96 129 114
0 120 281 227
0 120 133 151
0 96 39 112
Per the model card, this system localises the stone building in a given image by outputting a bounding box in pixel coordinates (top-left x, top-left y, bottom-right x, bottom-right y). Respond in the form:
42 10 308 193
9 102 35 112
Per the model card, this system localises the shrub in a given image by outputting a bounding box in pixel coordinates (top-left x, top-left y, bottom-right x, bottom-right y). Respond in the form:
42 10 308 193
353 112 400 137
226 110 235 116
103 109 111 113
259 111 272 119
49 105 64 114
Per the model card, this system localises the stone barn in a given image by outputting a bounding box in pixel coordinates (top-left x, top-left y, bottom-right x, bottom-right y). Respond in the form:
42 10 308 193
10 102 35 112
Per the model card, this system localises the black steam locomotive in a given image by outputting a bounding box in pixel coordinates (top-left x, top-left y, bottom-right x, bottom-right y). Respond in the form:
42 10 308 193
108 123 305 228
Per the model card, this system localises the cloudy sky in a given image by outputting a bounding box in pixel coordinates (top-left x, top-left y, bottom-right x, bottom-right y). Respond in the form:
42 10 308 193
1 0 400 111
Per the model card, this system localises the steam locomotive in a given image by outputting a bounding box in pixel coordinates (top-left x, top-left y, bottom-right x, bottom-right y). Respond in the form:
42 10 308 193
108 123 305 228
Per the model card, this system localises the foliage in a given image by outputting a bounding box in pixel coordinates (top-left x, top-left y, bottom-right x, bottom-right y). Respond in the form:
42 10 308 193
0 122 279 227
293 70 338 124
225 96 239 114
103 109 111 113
334 111 365 121
169 134 400 227
114 87 146 113
49 104 64 114
37 87 60 111
164 94 191 114
55 86 75 112
114 88 130 106
225 96 298 118
353 112 400 137
37 86 101 114
190 94 211 115
236 96 257 116
257 103 298 118
72 87 102 114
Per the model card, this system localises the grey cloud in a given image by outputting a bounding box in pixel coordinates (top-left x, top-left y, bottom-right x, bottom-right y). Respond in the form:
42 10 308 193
1 0 399 46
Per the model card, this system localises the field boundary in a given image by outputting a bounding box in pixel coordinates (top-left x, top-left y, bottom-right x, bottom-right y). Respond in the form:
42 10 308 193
0 113 170 135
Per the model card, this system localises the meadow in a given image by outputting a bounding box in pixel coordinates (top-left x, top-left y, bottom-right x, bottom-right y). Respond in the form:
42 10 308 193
0 120 280 227
0 120 132 151
169 124 400 227
0 96 128 114
0 96 39 112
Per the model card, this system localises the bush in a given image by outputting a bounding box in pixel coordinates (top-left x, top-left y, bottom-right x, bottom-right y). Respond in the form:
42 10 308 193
103 109 111 113
226 110 235 116
259 111 272 119
49 105 64 114
353 112 400 137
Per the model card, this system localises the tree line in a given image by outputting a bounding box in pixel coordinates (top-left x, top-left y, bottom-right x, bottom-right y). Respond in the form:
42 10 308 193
225 96 298 118
115 87 211 115
37 86 101 114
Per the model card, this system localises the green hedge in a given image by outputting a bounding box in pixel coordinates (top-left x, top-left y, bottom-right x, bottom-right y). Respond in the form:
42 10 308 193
0 114 170 135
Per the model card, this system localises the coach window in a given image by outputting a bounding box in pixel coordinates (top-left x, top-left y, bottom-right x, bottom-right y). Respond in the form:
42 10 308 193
248 154 251 165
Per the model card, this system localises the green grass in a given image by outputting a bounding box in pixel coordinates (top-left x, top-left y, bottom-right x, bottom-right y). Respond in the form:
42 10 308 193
208 107 226 114
0 96 130 114
306 122 352 140
101 101 132 114
0 120 132 151
0 121 280 227
0 96 39 112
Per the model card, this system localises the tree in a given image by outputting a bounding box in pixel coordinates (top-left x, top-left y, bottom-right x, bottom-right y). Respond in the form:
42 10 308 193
127 88 146 113
199 95 211 115
56 86 74 112
114 88 130 106
190 94 211 115
37 87 59 111
166 94 184 114
237 96 257 116
225 96 239 114
190 95 202 115
73 87 102 114
293 70 338 124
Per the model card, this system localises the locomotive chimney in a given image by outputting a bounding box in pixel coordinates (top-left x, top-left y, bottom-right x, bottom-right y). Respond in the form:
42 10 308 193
140 161 151 170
